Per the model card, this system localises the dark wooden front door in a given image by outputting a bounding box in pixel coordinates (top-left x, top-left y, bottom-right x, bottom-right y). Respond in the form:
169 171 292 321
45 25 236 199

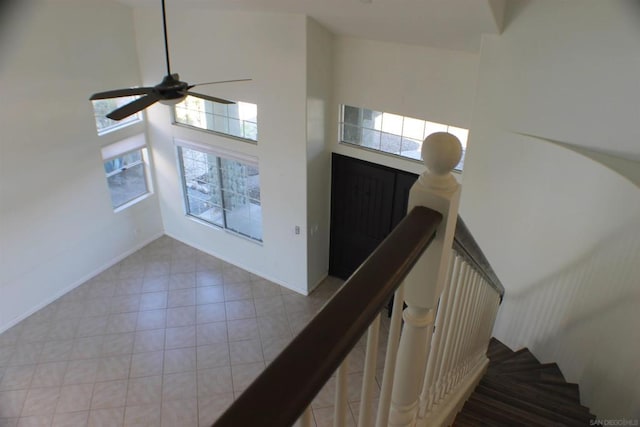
329 153 418 280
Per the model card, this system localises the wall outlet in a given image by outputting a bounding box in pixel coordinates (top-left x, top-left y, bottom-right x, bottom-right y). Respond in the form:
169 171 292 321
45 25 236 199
294 226 300 235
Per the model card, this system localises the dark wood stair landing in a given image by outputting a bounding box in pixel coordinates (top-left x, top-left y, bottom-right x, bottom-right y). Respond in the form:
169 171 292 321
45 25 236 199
454 338 597 426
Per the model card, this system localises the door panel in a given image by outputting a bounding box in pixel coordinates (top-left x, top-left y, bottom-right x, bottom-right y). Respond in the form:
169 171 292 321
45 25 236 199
391 172 419 229
329 154 418 280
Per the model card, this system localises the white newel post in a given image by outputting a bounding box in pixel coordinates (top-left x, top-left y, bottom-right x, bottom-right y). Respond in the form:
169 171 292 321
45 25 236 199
388 132 462 427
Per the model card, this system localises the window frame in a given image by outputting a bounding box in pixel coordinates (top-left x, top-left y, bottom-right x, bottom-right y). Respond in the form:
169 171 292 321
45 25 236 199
172 95 258 144
175 139 262 243
101 133 153 212
338 104 468 172
92 97 144 136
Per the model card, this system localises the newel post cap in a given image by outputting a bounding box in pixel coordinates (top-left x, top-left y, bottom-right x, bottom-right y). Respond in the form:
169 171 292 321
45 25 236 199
421 132 462 176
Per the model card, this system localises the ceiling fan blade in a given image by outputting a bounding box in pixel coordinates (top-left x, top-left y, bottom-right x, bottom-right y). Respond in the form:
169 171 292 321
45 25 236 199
90 87 154 100
186 91 235 105
106 94 160 120
187 78 252 90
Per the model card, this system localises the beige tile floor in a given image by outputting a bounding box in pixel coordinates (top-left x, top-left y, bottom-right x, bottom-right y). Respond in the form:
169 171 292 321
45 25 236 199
0 236 389 427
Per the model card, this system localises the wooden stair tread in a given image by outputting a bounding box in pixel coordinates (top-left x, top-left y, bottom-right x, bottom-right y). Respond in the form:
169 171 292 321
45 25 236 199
493 362 563 375
454 338 594 426
491 348 540 365
479 376 587 409
485 369 566 383
474 383 592 423
465 394 558 426
486 337 512 360
454 409 509 427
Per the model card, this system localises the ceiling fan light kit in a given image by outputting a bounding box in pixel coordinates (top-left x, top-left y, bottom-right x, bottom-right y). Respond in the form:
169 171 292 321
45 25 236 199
90 0 249 121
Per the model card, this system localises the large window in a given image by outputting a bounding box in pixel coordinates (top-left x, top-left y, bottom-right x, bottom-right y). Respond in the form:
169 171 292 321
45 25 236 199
339 105 469 171
92 96 142 135
174 95 258 142
177 143 262 242
101 134 151 210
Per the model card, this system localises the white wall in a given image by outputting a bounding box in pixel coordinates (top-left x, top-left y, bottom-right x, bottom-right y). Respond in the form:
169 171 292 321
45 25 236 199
133 8 311 293
0 0 163 332
331 36 479 176
496 215 640 419
305 18 333 290
461 0 640 417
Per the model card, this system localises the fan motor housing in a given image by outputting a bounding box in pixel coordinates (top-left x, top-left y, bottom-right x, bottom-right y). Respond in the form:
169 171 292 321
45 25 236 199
156 74 188 101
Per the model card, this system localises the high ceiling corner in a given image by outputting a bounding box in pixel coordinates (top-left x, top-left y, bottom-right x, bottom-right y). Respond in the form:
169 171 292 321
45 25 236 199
116 0 505 52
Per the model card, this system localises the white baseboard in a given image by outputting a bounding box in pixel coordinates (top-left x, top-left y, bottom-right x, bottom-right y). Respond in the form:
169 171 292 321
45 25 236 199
0 232 164 334
163 231 310 296
307 273 329 295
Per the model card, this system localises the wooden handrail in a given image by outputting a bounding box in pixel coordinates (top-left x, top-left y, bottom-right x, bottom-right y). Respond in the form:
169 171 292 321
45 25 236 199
454 216 505 300
212 206 442 427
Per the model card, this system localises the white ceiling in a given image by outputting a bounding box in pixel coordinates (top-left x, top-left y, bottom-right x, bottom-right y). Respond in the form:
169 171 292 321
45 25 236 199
116 0 505 52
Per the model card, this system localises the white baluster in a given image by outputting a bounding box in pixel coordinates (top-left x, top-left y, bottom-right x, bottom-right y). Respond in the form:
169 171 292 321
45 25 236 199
376 285 405 427
334 356 349 427
418 254 457 417
388 133 462 427
467 283 487 363
450 269 477 389
475 282 491 356
433 257 466 405
459 273 481 377
443 263 472 396
358 315 380 427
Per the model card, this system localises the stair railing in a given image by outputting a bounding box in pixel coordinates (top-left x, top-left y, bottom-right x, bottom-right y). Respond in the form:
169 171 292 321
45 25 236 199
416 216 504 426
212 133 504 427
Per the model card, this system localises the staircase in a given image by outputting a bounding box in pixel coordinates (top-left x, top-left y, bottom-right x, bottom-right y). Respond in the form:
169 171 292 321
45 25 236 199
454 338 597 426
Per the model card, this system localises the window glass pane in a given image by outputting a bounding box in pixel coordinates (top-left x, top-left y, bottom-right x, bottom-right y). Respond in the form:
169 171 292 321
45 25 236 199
363 109 381 130
213 115 229 134
247 165 261 202
238 102 257 122
176 96 207 129
381 113 403 135
180 148 224 227
343 105 361 126
212 103 227 116
400 137 422 160
92 97 142 134
220 158 263 241
380 132 402 155
228 118 243 138
361 128 381 149
227 104 240 120
175 96 257 142
104 151 142 174
243 121 258 141
178 146 262 241
341 124 361 145
104 150 149 208
402 117 425 140
423 121 448 139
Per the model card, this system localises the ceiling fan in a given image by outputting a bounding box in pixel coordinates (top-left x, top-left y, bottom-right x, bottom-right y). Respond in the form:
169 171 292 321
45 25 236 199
90 0 250 121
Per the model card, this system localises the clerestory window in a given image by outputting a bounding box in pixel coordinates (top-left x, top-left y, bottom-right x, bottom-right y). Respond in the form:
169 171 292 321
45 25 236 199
339 105 469 171
92 96 143 135
174 95 258 142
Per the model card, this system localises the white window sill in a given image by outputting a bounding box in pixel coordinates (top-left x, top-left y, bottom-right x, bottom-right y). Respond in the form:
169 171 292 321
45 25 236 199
113 192 153 213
